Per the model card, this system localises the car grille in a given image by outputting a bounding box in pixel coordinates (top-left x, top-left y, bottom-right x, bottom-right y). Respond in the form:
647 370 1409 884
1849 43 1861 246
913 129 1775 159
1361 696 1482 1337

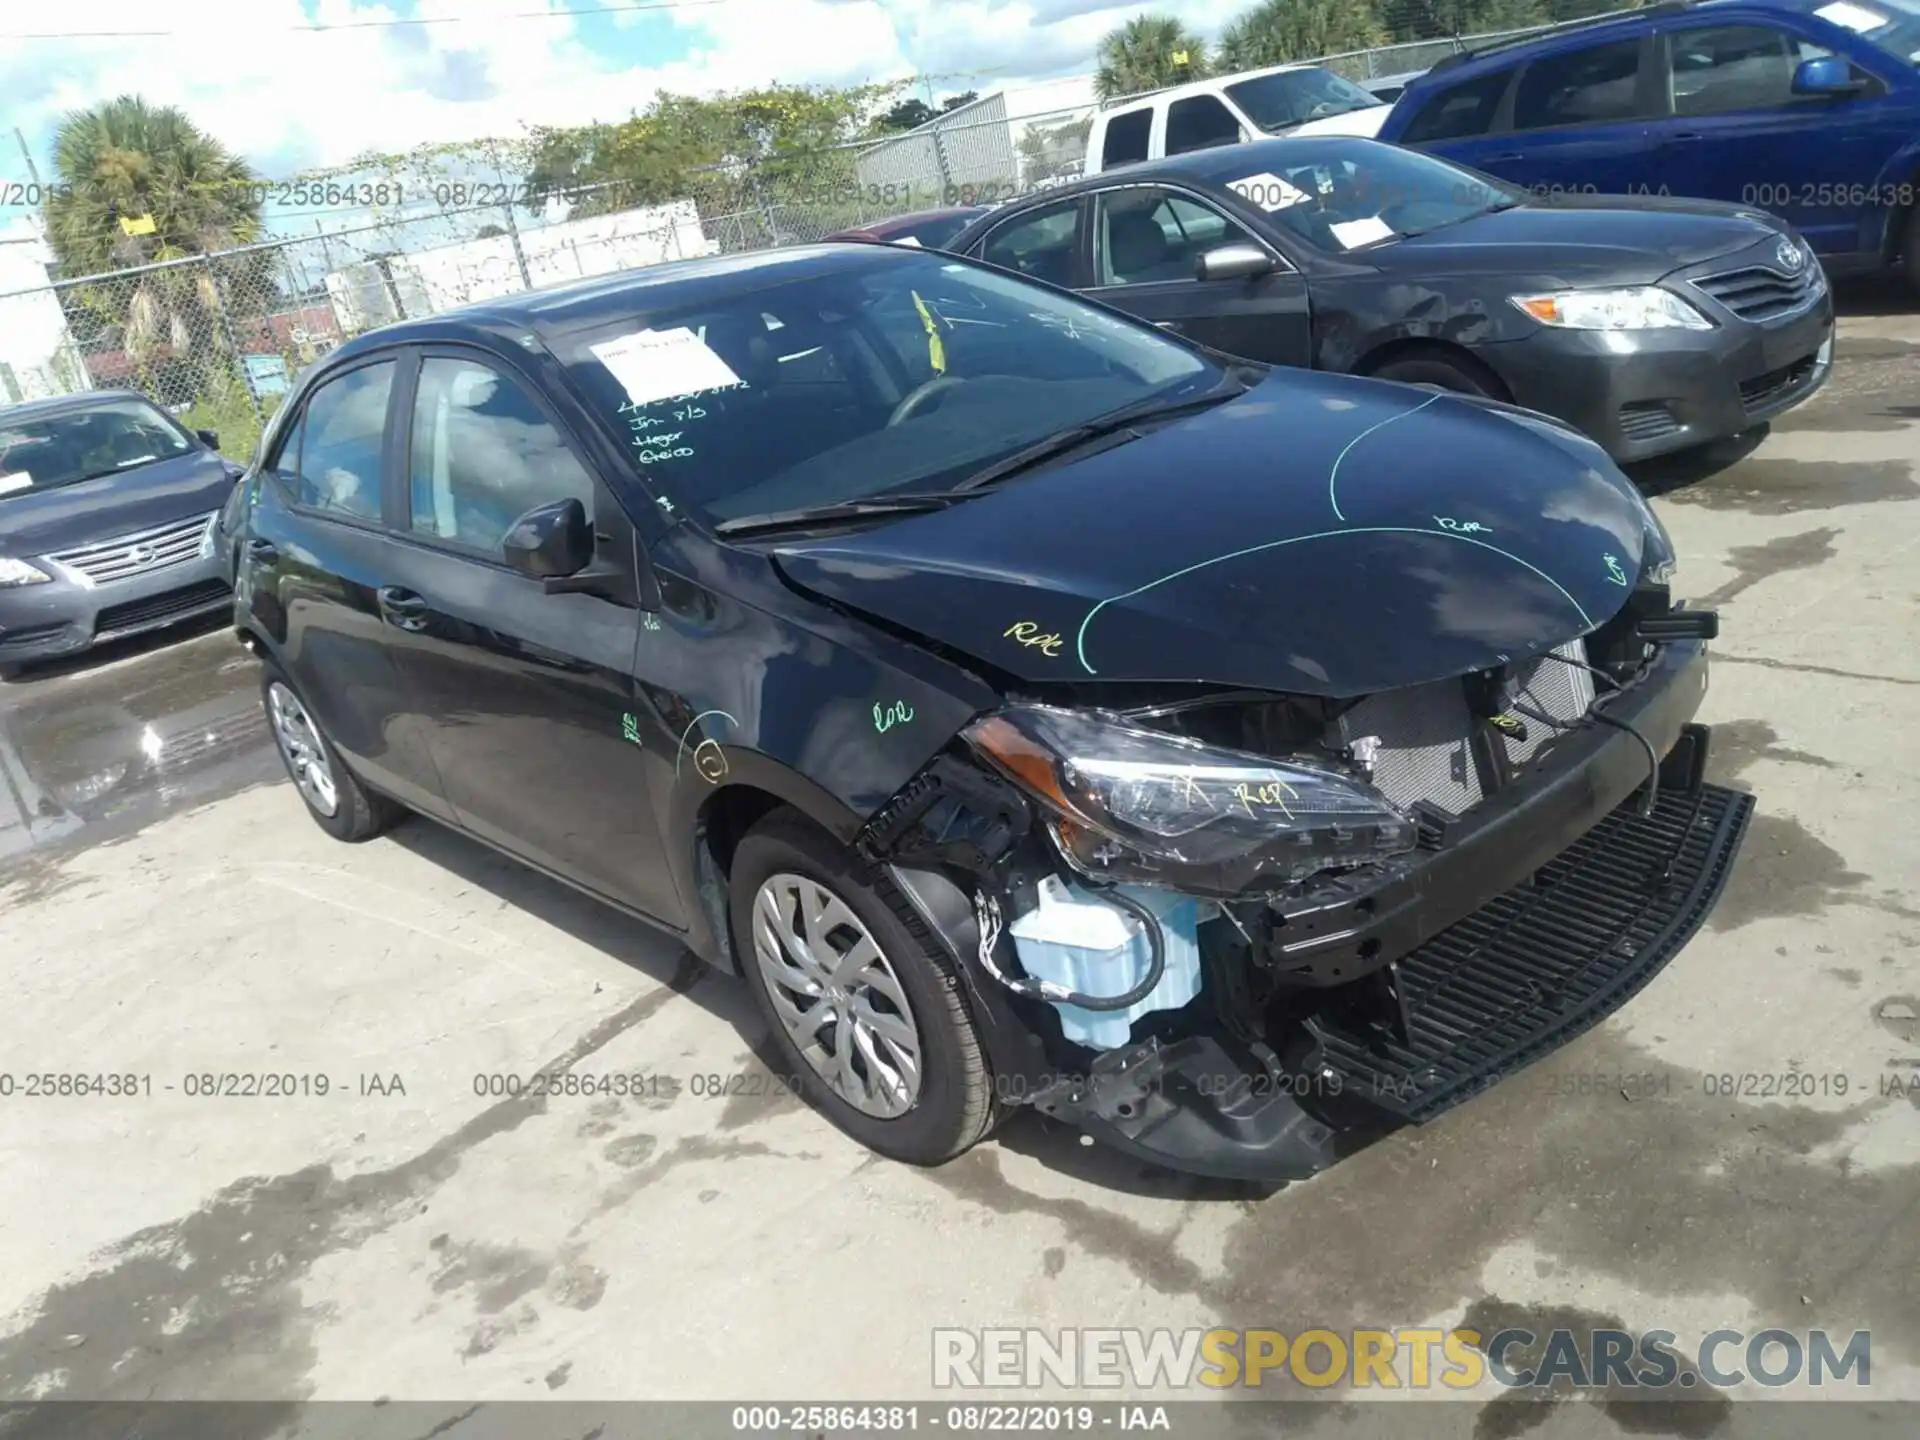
95 579 230 637
1739 353 1819 415
47 512 216 586
1690 261 1823 322
1332 642 1592 819
1308 782 1753 1121
1617 401 1681 444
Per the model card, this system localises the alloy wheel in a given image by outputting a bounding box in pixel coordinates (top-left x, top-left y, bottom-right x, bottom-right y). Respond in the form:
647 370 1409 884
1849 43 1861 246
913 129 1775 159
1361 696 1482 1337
751 872 924 1118
267 681 340 818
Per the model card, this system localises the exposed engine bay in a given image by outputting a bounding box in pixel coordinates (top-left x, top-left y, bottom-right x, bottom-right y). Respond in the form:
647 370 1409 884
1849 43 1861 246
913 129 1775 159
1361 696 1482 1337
856 582 1753 1181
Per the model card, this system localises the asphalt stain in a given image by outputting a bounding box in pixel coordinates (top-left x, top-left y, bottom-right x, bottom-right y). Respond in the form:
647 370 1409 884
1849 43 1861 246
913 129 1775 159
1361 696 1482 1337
1872 996 1918 1046
715 1036 805 1132
1660 457 1918 516
575 1098 625 1139
0 961 699 1411
1701 719 1841 792
1773 400 1920 434
1042 1246 1067 1279
1826 968 1863 987
544 1360 573 1391
570 1134 785 1236
1708 813 1869 930
603 1134 660 1169
428 1237 550 1314
1460 1298 1731 1440
1694 529 1840 609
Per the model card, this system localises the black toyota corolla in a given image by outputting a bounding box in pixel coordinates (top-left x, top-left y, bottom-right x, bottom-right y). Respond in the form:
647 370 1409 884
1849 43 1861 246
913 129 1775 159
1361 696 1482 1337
232 243 1752 1181
948 137 1833 463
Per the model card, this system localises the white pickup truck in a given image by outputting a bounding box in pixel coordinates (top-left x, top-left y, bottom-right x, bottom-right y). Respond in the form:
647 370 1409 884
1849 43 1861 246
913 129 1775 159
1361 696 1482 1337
1083 62 1394 176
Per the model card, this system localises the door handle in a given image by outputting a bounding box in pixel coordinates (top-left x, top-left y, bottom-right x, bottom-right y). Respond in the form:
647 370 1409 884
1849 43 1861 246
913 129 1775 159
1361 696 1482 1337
245 538 279 563
1487 151 1524 162
376 586 430 632
1669 131 1705 143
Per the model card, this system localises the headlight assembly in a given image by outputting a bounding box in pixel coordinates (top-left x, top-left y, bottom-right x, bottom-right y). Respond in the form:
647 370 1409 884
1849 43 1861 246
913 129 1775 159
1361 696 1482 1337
0 557 52 588
1510 287 1712 332
964 704 1417 896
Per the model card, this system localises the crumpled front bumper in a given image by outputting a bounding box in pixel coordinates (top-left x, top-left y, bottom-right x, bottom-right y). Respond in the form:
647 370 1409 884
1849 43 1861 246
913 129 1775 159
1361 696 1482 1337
1013 640 1755 1182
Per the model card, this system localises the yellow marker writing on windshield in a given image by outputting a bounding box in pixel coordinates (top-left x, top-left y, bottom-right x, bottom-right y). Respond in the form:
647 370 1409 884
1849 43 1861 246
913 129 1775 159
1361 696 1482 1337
911 290 947 374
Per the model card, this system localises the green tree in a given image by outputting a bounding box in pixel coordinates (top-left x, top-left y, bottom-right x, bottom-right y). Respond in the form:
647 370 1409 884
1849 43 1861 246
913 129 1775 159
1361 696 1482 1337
1017 116 1093 184
1093 15 1210 101
941 91 980 111
43 96 269 404
875 97 940 133
1385 0 1551 42
1217 0 1388 68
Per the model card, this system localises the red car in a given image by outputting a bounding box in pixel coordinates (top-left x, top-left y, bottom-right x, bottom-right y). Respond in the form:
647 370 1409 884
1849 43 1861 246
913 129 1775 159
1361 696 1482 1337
824 206 990 251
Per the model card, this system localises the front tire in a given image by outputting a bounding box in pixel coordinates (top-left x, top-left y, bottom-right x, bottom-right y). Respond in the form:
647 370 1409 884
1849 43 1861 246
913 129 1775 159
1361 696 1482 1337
1371 352 1499 398
260 662 399 842
729 808 998 1165
1901 205 1920 297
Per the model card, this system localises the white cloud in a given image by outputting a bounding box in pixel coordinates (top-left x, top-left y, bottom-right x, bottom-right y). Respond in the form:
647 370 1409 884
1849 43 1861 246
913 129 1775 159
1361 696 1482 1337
0 0 1256 180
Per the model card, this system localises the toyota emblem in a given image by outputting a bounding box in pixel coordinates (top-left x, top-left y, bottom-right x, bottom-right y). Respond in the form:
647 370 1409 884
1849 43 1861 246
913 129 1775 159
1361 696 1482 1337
1776 239 1804 272
127 544 157 567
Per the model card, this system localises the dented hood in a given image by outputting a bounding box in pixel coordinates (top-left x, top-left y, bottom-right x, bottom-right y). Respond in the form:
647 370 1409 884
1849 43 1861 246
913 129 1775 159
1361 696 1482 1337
771 371 1653 699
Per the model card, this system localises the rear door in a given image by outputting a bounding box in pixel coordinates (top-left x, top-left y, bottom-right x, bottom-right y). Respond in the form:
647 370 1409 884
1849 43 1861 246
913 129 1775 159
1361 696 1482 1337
375 345 679 924
243 356 455 820
1083 183 1312 368
1448 36 1661 197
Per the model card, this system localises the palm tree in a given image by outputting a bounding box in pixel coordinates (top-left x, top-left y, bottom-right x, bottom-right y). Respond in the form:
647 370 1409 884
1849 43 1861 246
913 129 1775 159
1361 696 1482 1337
1093 16 1211 101
44 97 266 400
1217 0 1388 70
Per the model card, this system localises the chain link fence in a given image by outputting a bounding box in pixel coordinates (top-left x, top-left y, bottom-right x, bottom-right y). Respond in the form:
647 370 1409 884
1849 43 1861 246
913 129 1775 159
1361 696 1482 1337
0 7 1633 462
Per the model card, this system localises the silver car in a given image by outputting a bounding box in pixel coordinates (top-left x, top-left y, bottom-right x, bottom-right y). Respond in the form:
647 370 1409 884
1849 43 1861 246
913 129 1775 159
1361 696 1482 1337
0 391 239 678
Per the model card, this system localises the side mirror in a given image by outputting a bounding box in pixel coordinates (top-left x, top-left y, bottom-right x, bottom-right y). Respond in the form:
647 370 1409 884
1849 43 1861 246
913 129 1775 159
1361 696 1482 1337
1792 55 1862 97
196 428 220 449
1196 243 1276 282
502 497 593 581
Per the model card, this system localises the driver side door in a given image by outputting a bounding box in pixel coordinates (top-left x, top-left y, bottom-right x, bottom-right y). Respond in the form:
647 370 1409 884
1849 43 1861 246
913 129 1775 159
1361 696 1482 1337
1081 184 1312 369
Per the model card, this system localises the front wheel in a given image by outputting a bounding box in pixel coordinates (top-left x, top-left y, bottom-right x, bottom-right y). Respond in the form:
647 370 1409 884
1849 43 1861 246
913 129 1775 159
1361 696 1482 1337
1901 206 1920 297
729 809 999 1165
1370 353 1499 398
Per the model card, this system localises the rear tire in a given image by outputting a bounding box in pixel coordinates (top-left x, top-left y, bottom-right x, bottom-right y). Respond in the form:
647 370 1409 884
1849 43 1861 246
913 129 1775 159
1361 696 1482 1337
1901 205 1920 297
259 662 399 842
1370 352 1500 398
729 808 999 1166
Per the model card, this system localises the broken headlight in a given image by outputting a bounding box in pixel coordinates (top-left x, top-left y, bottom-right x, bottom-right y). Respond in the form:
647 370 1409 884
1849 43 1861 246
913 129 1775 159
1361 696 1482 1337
964 704 1416 894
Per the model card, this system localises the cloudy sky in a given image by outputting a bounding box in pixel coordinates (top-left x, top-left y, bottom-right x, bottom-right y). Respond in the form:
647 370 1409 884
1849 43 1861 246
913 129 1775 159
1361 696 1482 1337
2 0 1253 183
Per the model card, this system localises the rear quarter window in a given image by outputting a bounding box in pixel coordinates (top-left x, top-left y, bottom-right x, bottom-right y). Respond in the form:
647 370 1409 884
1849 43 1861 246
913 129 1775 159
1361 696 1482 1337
1101 107 1153 167
1399 68 1514 142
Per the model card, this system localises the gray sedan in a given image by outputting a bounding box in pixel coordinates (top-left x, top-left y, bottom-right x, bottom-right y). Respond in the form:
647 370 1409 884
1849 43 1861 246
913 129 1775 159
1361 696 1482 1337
0 391 240 678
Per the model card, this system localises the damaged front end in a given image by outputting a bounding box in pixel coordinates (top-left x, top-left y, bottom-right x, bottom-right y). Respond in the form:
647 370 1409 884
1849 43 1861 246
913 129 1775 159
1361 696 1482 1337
856 583 1753 1183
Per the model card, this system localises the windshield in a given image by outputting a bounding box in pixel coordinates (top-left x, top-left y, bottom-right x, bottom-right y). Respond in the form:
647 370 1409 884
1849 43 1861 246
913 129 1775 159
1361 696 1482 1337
559 250 1218 529
0 399 196 499
1806 0 1920 62
1223 139 1523 252
1224 68 1383 130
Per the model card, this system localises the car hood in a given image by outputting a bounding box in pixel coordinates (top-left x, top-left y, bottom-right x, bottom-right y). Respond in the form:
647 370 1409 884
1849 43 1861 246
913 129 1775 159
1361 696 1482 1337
770 371 1653 699
1375 198 1775 284
0 450 235 557
1288 104 1393 138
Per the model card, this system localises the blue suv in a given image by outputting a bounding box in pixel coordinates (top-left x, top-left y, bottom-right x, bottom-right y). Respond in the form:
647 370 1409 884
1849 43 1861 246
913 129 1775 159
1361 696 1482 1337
1379 0 1920 289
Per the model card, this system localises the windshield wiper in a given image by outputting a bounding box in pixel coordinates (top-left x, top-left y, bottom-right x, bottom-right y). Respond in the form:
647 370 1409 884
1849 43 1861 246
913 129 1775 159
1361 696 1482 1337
950 380 1249 493
714 492 972 538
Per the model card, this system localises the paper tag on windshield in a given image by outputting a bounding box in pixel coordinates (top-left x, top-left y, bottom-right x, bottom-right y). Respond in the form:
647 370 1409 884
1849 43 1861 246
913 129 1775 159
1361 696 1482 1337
1328 216 1397 249
590 327 742 407
1814 1 1886 30
1228 173 1311 211
0 472 31 494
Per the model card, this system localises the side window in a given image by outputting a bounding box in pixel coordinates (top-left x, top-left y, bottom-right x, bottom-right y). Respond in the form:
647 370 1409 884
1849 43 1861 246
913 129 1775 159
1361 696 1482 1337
1512 40 1648 131
1668 25 1830 114
408 357 595 554
978 202 1083 287
1165 95 1243 155
1400 69 1515 143
289 362 394 520
1095 188 1258 287
1101 108 1153 167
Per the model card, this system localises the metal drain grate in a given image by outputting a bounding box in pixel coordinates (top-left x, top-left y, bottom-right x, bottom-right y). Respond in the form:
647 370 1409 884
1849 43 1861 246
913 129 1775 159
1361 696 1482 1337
1310 782 1754 1121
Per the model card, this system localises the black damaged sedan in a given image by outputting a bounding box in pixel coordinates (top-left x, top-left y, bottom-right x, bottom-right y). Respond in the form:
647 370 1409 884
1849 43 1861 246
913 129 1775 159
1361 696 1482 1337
232 243 1752 1181
948 137 1833 463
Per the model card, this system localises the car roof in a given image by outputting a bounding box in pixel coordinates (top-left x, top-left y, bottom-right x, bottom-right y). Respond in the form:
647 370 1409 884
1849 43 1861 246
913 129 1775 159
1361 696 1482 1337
0 389 157 425
1400 0 1779 93
1098 60 1327 113
316 243 942 363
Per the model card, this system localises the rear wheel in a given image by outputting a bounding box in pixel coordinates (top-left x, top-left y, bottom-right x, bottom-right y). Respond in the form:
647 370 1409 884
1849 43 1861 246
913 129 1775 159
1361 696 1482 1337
729 808 998 1165
1370 351 1501 398
260 663 399 842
